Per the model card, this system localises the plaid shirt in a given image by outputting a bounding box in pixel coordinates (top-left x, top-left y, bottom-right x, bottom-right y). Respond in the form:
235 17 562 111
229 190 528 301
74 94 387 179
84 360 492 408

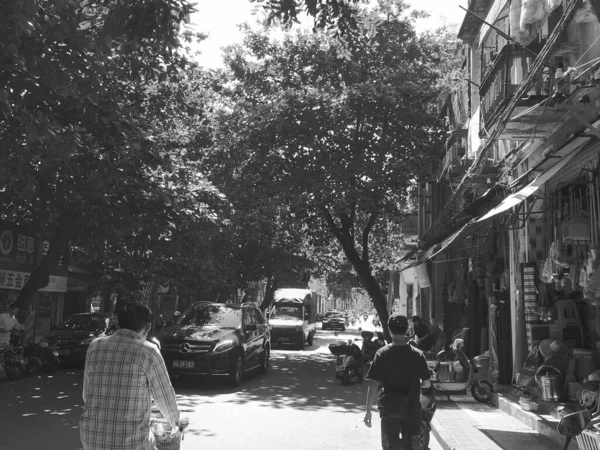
80 329 179 450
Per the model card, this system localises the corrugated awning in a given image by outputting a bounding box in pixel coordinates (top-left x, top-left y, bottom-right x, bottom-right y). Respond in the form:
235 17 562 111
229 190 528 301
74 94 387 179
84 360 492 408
476 145 583 223
401 139 589 269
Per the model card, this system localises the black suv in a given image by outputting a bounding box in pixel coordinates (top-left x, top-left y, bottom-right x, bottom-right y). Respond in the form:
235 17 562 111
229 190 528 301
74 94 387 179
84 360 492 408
322 311 345 331
157 302 270 386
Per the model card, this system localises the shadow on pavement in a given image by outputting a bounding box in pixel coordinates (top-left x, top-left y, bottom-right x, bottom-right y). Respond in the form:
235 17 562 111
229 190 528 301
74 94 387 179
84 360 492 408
174 331 368 415
0 370 85 450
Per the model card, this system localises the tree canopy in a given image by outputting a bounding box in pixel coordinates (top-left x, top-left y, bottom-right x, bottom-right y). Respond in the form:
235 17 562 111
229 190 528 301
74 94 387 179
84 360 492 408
205 0 455 335
0 0 225 309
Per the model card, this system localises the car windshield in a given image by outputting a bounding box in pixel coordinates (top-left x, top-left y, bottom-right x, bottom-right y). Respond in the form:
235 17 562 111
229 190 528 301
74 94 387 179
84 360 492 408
325 312 343 319
178 304 242 328
271 306 302 320
56 315 108 331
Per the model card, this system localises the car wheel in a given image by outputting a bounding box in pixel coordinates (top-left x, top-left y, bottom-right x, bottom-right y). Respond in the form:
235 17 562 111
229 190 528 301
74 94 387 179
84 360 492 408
307 333 314 346
257 346 270 375
341 326 346 332
229 354 244 386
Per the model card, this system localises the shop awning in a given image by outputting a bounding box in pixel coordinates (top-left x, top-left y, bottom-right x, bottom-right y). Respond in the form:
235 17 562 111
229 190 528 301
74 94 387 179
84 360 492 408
476 145 582 223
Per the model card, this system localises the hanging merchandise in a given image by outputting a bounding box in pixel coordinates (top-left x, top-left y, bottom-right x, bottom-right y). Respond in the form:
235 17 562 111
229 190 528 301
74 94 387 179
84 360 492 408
540 258 554 284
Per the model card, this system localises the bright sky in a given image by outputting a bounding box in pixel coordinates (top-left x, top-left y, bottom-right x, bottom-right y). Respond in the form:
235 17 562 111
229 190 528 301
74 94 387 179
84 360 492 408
190 0 469 69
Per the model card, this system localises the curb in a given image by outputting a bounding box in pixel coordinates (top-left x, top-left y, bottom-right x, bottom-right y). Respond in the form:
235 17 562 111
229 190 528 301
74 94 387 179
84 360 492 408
430 415 458 450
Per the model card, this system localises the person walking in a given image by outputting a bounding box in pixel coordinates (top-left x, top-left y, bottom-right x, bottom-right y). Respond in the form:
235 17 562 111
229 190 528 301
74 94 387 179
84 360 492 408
0 303 24 347
80 303 180 450
410 316 436 352
363 314 433 450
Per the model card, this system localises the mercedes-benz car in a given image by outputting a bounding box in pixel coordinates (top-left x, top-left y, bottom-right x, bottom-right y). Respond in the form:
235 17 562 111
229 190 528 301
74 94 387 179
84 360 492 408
322 310 346 331
157 302 270 386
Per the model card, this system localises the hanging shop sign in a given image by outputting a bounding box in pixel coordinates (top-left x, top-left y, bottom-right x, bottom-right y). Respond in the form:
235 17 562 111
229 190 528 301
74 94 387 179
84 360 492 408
415 264 432 288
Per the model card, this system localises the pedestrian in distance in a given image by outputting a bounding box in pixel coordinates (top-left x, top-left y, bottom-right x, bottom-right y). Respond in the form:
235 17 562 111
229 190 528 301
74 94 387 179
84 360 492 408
80 303 180 450
363 314 433 450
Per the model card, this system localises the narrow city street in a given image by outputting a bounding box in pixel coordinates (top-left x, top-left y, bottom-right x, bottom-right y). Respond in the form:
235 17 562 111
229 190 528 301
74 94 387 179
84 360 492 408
0 327 442 450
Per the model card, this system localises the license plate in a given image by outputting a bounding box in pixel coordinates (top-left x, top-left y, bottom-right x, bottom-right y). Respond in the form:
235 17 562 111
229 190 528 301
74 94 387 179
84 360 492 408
173 360 194 368
57 349 70 355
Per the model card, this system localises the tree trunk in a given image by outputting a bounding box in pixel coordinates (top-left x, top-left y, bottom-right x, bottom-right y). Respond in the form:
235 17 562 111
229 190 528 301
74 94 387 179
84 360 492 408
320 208 392 341
15 213 75 312
259 276 278 312
345 248 392 342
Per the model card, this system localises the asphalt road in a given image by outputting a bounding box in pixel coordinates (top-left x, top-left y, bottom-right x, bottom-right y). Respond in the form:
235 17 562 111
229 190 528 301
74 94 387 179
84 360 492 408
0 325 442 450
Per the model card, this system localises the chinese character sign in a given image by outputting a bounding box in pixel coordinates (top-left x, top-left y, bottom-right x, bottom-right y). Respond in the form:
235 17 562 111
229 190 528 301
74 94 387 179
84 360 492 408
0 222 39 272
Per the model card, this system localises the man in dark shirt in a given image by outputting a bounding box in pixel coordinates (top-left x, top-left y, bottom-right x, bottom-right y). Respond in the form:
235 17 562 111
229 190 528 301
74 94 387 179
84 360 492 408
411 316 436 352
364 314 433 450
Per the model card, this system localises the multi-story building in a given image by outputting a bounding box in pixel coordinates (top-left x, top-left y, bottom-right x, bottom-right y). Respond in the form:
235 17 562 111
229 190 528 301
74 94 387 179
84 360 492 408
400 0 600 385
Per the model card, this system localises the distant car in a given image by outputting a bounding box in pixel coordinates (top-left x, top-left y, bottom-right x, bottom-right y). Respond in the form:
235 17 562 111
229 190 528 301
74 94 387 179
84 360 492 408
41 313 117 364
322 311 345 331
157 302 270 386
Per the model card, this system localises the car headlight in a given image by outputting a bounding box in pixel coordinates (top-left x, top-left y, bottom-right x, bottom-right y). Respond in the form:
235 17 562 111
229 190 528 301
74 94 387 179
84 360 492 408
39 340 49 348
213 340 235 354
268 325 273 330
79 337 94 345
296 326 303 331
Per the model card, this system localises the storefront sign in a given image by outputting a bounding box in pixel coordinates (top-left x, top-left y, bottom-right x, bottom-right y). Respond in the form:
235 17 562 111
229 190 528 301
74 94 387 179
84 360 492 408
0 270 67 292
0 222 38 271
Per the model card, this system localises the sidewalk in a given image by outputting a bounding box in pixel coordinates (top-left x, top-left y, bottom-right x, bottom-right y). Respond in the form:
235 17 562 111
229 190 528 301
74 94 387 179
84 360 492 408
430 395 566 450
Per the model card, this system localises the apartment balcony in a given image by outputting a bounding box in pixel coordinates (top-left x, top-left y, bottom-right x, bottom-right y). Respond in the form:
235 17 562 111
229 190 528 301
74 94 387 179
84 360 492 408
437 130 470 184
479 43 564 139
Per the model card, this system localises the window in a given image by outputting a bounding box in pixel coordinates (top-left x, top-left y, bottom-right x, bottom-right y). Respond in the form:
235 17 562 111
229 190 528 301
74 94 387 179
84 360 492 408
178 304 242 328
243 310 256 326
252 308 265 324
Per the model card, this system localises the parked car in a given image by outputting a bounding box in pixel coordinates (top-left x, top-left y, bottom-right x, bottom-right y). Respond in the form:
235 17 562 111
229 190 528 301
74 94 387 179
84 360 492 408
322 311 346 331
157 302 270 386
40 313 117 364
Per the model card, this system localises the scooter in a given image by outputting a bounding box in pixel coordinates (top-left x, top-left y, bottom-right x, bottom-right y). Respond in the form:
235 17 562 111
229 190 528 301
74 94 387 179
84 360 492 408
23 341 60 374
328 335 364 385
0 345 28 380
558 409 594 450
427 336 494 403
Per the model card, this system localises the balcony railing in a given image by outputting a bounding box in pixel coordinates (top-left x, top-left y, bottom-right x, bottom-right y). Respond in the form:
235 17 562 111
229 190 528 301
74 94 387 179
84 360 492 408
479 43 546 129
437 130 468 182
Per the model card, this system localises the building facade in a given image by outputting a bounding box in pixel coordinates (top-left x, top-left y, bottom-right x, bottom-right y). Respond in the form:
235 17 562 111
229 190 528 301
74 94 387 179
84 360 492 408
400 0 600 385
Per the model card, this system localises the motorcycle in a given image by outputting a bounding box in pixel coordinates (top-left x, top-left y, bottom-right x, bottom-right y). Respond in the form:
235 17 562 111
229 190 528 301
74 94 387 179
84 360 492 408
328 335 364 385
23 341 60 374
426 333 494 403
557 408 594 450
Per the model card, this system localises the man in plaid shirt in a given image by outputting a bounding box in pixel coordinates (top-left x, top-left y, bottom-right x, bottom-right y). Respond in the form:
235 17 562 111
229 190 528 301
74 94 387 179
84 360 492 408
80 303 180 450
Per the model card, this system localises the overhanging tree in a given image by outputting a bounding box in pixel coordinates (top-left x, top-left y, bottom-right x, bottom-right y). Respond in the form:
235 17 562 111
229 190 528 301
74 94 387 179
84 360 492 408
208 0 453 338
0 0 224 312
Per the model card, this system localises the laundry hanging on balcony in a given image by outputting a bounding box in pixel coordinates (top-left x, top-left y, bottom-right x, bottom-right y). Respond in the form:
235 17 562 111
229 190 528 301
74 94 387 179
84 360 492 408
510 0 566 45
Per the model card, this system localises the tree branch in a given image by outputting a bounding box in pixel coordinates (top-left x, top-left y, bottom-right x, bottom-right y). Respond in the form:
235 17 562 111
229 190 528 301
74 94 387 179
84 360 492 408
362 212 378 265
